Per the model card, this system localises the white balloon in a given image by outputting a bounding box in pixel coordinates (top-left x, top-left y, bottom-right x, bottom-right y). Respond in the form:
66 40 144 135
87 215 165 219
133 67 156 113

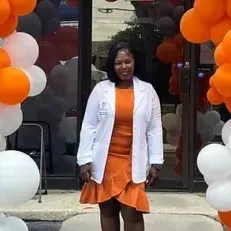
0 151 40 206
22 66 47 97
0 135 6 152
206 180 231 212
199 127 215 143
222 119 231 144
3 32 39 68
176 104 182 118
213 121 225 136
197 143 231 181
3 217 28 231
0 227 10 231
0 38 4 47
196 111 208 135
227 133 231 152
204 110 221 127
204 176 213 185
0 104 23 136
166 134 179 146
167 123 181 137
0 213 5 221
162 113 180 130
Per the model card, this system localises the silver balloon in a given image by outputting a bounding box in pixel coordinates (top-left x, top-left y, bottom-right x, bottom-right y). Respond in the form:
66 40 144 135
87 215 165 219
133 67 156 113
173 5 185 23
157 16 176 37
17 13 42 38
158 1 175 17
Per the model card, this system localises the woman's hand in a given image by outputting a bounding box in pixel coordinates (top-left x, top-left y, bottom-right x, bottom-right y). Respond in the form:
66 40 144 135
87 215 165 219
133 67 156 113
146 166 159 188
80 163 92 183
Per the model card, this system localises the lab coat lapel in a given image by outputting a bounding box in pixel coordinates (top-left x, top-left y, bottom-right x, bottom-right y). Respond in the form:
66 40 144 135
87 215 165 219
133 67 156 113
133 77 144 112
104 80 115 112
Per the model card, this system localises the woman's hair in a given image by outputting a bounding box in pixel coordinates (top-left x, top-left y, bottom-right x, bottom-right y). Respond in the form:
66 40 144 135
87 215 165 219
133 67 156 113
106 41 138 83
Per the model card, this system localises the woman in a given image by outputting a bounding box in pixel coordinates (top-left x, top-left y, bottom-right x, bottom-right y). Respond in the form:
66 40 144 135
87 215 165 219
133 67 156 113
77 42 164 231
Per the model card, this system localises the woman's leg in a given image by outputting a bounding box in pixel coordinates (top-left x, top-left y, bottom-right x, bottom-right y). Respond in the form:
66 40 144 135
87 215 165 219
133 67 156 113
99 198 121 231
120 203 144 231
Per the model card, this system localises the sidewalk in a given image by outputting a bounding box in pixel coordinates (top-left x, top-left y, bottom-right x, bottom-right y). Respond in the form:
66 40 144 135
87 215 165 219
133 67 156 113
0 191 225 231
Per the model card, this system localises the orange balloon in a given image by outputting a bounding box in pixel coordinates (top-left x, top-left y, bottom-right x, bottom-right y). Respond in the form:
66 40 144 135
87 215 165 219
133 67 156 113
175 160 182 175
0 48 10 68
209 76 216 89
219 211 231 227
171 64 179 76
227 0 231 18
8 0 36 16
169 76 178 86
0 14 18 38
0 0 10 24
0 67 30 105
176 145 182 160
173 34 184 48
214 43 228 67
211 17 231 46
194 0 226 24
226 102 231 113
213 64 231 97
169 85 180 95
156 42 182 63
180 9 210 43
207 88 223 105
223 96 231 104
163 37 174 44
223 30 231 57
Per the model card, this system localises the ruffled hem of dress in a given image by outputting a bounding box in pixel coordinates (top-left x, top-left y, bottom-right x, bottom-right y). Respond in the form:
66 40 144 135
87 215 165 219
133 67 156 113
79 169 150 213
79 168 130 204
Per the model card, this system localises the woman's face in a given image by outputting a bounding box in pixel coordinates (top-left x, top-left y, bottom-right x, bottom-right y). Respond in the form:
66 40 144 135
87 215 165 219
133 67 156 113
114 49 135 81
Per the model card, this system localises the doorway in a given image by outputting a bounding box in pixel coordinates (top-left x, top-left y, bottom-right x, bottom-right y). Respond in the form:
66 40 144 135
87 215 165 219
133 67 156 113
77 0 197 191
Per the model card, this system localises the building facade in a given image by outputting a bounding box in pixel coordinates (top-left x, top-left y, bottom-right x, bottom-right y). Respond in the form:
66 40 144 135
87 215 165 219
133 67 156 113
12 0 227 192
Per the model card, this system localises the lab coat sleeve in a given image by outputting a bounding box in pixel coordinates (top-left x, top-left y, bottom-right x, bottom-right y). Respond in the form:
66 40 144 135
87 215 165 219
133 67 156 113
77 84 100 166
146 87 164 164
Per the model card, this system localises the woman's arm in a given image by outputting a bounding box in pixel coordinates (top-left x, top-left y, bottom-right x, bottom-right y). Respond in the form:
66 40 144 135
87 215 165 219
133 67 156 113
77 84 100 166
146 87 164 166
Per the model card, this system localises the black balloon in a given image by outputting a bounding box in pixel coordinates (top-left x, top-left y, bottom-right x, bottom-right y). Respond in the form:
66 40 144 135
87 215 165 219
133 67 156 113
172 5 185 23
51 0 62 7
36 0 56 22
157 16 176 37
17 13 42 38
44 17 60 34
158 1 175 17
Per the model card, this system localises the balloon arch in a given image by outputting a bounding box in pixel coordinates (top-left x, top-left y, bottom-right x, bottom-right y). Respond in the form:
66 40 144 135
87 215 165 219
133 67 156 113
1 0 231 229
180 0 231 229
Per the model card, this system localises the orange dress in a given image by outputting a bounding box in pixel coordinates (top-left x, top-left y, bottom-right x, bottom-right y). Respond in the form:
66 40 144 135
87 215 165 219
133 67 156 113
80 88 149 213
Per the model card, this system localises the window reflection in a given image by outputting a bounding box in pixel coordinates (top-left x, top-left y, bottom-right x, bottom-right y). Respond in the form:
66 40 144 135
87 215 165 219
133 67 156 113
9 0 79 176
195 42 230 180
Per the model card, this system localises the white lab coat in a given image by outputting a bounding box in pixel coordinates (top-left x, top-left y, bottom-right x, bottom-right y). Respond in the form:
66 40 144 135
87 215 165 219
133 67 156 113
77 77 164 184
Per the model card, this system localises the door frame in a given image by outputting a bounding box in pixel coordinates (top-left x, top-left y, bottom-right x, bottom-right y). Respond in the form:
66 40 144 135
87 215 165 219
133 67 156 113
76 0 93 190
75 0 204 192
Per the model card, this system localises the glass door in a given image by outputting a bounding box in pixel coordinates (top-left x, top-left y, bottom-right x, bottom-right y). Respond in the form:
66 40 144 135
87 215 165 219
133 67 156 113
87 0 195 191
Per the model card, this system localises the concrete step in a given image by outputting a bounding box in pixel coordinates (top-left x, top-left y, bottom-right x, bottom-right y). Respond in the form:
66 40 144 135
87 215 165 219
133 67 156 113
0 192 217 221
60 214 224 231
27 221 61 231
